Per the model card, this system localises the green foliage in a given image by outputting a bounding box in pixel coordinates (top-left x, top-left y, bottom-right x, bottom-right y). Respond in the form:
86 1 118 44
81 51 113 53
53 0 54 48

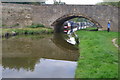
103 0 119 2
97 2 120 7
13 23 19 27
80 27 98 31
2 24 19 28
1 24 6 27
70 18 85 22
27 24 45 28
70 18 93 24
75 31 118 78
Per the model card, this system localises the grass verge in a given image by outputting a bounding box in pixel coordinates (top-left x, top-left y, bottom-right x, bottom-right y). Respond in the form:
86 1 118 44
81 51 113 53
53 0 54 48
75 30 118 78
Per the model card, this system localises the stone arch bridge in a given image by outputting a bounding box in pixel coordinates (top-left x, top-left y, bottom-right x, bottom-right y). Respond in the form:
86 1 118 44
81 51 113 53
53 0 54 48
2 3 118 32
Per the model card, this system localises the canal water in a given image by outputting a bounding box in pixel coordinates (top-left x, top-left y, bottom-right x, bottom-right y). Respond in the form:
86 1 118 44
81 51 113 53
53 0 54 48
1 34 79 78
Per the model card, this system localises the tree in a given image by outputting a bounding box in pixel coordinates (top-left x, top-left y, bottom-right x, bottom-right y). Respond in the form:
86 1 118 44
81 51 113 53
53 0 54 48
103 0 119 2
53 0 66 5
97 1 120 7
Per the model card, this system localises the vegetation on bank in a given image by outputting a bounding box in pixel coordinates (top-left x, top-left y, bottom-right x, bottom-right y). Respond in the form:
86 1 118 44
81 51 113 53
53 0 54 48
97 2 120 7
2 24 53 37
2 23 45 28
26 24 45 28
75 30 118 78
2 28 53 36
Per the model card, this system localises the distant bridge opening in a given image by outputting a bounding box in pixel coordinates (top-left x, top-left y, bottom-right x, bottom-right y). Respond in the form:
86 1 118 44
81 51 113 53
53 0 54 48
51 14 102 33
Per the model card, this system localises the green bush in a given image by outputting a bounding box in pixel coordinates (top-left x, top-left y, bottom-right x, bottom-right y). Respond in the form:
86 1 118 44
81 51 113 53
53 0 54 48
97 2 120 7
27 24 45 28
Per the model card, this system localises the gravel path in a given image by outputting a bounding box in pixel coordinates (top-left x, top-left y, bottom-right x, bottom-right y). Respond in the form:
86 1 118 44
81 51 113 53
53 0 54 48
112 38 119 49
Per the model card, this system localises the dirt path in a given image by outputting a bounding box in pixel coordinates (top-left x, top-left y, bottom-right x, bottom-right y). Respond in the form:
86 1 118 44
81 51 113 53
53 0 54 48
112 38 119 49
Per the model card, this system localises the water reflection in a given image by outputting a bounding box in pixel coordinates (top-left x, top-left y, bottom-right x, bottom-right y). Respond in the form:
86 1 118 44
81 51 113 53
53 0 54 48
52 33 78 51
3 58 77 78
3 57 40 71
2 34 79 61
2 34 79 78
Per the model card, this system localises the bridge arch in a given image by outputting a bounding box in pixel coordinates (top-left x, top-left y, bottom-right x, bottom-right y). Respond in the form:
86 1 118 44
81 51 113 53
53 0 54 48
51 13 102 33
2 3 118 31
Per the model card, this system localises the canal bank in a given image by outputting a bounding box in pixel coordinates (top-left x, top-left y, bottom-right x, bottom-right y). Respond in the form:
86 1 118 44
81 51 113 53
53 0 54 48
75 30 119 78
1 27 53 38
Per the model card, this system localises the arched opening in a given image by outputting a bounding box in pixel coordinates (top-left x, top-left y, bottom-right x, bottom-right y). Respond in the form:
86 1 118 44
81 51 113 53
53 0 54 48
51 13 102 33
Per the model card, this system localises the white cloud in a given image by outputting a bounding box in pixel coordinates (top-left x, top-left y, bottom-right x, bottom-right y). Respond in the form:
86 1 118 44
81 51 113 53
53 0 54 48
46 0 54 4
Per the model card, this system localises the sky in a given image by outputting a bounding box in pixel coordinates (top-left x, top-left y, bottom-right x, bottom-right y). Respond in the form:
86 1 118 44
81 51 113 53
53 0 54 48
46 0 104 5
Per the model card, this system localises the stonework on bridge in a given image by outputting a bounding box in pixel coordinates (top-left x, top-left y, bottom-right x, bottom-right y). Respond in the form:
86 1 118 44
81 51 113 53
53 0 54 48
2 3 118 32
